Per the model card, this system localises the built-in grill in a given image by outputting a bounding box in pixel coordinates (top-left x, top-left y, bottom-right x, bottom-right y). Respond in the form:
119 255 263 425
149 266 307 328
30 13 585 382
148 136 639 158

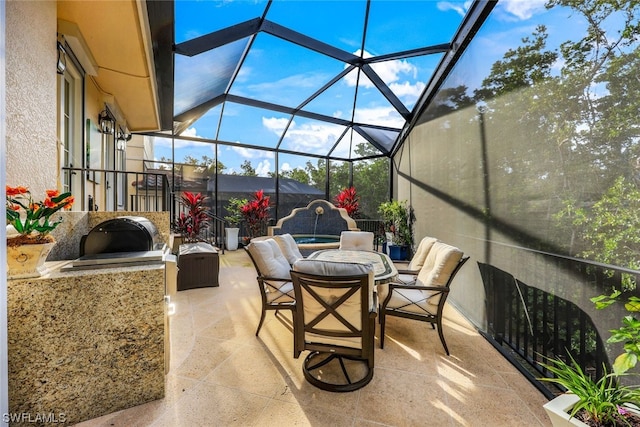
64 216 167 270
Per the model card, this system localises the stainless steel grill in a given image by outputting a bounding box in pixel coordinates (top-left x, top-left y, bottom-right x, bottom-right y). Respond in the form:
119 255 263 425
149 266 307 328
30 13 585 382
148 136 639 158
64 216 167 270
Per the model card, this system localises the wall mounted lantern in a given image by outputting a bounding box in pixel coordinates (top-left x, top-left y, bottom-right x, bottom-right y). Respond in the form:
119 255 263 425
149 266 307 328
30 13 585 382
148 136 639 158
98 109 115 135
116 126 132 151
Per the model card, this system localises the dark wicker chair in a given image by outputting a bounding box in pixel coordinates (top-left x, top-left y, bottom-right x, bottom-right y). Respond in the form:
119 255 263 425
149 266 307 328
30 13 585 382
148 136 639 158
290 259 377 392
379 242 469 355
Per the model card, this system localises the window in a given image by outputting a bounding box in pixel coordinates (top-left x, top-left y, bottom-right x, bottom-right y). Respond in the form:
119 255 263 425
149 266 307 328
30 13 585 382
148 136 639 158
56 42 84 200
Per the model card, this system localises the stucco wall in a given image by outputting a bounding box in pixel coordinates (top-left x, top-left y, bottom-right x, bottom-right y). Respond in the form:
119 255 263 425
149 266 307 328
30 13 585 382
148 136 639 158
6 0 58 195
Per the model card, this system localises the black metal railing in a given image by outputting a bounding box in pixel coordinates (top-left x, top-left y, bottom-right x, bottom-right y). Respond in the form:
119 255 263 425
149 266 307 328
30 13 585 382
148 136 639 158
355 219 385 250
478 254 640 399
62 167 171 213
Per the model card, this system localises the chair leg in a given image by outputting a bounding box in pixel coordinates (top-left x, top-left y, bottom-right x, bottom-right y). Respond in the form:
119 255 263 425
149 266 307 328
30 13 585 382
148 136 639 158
380 310 386 348
435 319 450 356
256 308 266 336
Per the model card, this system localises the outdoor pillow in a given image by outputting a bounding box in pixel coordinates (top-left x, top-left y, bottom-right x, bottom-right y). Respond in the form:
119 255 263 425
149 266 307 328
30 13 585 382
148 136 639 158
274 233 304 265
248 239 291 279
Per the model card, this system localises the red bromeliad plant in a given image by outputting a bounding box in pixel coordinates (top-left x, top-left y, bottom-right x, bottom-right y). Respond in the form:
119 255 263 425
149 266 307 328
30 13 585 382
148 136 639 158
6 186 75 245
174 191 210 242
333 186 360 218
241 190 271 239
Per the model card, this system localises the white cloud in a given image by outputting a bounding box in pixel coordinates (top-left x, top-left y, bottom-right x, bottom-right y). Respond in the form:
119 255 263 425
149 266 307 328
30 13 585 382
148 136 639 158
262 117 289 135
181 127 201 138
344 50 424 105
353 106 405 129
281 120 345 154
499 0 547 21
226 145 274 160
280 162 292 172
390 81 425 99
436 1 472 17
255 160 272 177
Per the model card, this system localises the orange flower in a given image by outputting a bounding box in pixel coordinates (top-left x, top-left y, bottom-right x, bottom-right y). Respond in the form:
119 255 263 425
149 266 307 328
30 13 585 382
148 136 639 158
6 186 74 237
6 186 28 196
63 196 75 209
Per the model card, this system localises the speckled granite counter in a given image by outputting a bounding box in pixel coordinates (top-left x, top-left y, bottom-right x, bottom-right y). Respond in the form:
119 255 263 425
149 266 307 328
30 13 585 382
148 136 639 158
7 261 166 426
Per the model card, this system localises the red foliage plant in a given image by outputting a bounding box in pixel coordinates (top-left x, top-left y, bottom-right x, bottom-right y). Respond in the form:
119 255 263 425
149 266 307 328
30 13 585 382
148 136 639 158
241 189 271 238
174 191 210 241
333 186 360 218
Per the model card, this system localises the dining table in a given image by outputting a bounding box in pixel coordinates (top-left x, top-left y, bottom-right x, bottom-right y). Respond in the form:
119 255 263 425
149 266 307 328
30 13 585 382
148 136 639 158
307 249 398 285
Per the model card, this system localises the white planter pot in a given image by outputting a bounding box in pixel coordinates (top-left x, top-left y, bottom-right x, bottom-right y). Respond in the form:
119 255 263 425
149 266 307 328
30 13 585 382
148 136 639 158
543 394 588 427
225 227 239 251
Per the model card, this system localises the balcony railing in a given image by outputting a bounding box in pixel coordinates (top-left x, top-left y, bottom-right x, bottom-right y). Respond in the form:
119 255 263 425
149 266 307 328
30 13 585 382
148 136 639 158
62 167 171 213
479 253 640 399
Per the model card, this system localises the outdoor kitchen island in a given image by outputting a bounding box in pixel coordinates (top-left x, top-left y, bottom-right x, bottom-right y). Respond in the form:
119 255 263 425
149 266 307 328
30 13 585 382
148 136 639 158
7 260 167 426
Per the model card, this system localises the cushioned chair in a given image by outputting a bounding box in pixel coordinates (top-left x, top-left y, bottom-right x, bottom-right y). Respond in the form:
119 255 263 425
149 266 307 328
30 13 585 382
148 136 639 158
379 242 469 355
395 236 439 284
245 239 295 336
339 231 375 251
291 259 377 392
273 233 304 265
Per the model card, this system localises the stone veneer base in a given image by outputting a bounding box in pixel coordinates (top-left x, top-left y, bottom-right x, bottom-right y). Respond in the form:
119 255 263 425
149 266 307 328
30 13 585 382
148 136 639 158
7 262 166 426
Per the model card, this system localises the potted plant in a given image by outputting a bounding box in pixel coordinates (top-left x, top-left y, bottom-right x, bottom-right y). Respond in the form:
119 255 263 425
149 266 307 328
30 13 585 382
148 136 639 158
241 189 271 241
6 185 75 278
540 354 640 426
334 186 360 218
223 197 246 251
541 289 640 426
173 191 210 242
378 199 414 260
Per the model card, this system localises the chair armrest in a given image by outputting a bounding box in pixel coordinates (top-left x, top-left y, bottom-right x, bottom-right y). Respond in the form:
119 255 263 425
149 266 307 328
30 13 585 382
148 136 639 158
396 268 420 276
388 282 449 293
262 276 292 282
370 291 379 315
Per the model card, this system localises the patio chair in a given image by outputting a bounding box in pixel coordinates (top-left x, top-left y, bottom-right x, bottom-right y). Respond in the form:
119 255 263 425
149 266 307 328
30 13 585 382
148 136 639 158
245 239 295 336
273 233 305 265
379 242 469 355
291 259 377 392
339 231 375 251
395 236 439 284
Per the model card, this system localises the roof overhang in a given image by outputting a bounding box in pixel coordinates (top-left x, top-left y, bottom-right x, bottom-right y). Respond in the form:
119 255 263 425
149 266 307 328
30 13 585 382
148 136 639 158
57 0 174 132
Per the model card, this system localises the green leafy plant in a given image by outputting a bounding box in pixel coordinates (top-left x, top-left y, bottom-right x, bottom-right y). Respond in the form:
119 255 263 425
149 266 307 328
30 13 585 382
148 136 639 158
592 290 640 375
174 191 210 242
224 197 247 227
378 199 414 247
6 185 75 245
540 354 640 425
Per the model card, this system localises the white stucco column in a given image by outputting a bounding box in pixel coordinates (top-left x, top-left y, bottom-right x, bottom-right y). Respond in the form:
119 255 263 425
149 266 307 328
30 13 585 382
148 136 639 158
1 1 8 425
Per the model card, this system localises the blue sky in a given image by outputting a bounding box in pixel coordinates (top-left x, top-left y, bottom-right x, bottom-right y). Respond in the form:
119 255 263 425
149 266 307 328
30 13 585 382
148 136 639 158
153 0 573 176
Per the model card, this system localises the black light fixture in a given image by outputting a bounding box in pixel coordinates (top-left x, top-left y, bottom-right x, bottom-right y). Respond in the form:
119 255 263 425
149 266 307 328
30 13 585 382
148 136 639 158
116 126 132 151
98 109 114 135
56 41 67 75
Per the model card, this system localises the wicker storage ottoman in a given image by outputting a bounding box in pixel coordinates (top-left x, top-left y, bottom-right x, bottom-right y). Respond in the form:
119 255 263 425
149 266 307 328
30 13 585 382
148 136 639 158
177 242 219 290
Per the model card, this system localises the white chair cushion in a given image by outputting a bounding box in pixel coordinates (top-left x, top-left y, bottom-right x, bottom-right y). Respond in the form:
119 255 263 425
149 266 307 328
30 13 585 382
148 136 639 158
379 242 462 306
385 287 439 314
247 239 291 279
265 280 295 303
273 233 304 265
408 236 438 270
339 231 374 251
416 242 463 287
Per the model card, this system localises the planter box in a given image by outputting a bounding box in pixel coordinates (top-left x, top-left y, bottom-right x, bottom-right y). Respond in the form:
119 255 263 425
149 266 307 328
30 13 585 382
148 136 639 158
385 244 409 261
543 394 587 427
